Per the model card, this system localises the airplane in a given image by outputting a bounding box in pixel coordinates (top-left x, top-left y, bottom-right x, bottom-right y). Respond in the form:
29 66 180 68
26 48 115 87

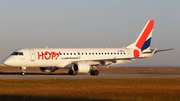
3 20 174 76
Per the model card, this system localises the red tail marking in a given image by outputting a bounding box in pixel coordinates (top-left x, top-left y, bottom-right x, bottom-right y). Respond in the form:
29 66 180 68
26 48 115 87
136 20 154 49
134 50 140 58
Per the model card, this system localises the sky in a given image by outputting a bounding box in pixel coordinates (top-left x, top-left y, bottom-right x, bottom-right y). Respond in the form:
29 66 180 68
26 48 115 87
0 0 179 67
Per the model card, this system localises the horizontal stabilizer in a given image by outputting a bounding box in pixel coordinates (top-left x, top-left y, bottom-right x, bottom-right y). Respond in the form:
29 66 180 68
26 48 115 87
142 48 176 54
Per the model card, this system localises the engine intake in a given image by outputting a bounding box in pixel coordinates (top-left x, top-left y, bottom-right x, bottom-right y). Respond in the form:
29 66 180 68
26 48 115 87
72 62 90 74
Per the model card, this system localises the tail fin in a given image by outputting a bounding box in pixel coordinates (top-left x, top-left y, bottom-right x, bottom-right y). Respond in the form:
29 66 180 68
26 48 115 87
126 20 154 52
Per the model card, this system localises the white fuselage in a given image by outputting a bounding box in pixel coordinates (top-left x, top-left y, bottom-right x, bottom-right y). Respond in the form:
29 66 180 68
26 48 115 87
3 48 141 68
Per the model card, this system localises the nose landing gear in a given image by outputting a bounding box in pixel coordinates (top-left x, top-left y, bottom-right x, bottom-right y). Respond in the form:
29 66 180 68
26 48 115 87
19 67 26 76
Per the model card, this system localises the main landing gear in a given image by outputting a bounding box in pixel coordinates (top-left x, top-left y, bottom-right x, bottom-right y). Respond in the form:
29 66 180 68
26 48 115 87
68 70 77 75
90 70 99 76
19 67 26 76
68 69 99 76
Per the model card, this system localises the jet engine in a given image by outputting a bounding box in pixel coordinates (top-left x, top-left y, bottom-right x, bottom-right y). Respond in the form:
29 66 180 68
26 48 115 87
72 62 91 74
39 67 59 72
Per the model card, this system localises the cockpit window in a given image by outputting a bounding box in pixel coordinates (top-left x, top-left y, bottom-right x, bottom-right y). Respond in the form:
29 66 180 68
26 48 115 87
11 52 19 55
11 52 23 55
19 52 23 55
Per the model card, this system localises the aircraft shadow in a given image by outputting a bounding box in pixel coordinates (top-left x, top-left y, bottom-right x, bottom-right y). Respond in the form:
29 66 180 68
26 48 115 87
0 95 104 101
0 72 70 75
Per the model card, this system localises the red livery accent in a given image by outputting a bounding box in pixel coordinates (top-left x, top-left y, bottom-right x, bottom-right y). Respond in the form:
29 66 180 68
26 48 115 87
133 50 140 58
44 51 51 60
136 20 154 49
38 51 61 60
51 52 56 59
38 52 44 60
55 52 61 60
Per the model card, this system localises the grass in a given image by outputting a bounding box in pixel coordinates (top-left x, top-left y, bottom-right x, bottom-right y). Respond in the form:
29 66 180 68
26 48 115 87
0 79 180 101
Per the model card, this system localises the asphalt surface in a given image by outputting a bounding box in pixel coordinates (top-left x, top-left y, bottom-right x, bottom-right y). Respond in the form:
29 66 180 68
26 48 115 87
0 73 180 79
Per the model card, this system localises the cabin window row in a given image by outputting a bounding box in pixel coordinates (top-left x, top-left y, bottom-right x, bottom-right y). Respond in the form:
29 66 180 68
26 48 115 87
43 52 126 56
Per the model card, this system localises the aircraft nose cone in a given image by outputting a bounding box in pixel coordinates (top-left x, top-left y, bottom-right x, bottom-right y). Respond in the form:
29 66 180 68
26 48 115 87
3 58 14 66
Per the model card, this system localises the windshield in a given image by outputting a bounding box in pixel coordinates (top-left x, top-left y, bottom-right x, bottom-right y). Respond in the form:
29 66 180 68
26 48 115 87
11 52 23 55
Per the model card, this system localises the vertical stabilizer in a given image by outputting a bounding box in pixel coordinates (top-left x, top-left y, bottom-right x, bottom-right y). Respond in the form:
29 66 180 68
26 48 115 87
126 20 154 51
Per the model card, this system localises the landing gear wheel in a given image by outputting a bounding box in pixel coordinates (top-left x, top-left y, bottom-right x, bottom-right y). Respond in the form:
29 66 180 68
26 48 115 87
90 70 99 76
20 67 26 76
93 70 99 75
21 72 25 76
68 70 76 75
90 70 94 75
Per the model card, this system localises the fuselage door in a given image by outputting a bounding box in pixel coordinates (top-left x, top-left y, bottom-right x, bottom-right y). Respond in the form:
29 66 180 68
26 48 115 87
126 49 131 58
29 49 35 61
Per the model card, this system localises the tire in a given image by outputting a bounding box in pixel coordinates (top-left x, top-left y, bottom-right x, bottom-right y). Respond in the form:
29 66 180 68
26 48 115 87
90 70 94 75
21 72 25 76
68 70 74 75
93 70 99 75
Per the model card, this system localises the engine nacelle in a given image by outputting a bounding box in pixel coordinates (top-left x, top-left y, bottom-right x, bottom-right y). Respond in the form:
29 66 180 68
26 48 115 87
39 67 59 72
72 62 90 74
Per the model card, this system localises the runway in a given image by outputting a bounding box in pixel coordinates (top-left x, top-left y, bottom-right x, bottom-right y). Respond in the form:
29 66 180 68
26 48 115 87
1 73 180 79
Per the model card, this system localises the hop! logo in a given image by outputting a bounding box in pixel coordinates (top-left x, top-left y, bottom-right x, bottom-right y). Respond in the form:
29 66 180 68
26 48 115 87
37 51 61 60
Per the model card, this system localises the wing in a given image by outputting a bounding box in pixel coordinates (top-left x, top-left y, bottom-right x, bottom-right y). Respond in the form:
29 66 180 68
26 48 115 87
69 57 146 67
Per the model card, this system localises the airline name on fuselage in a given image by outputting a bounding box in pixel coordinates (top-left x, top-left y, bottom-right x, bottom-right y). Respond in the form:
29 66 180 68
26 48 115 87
37 51 80 60
37 51 61 60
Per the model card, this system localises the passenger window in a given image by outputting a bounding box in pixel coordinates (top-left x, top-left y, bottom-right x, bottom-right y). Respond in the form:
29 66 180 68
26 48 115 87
70 53 72 55
92 53 94 55
78 53 80 55
86 53 87 55
89 53 91 55
99 53 101 55
96 53 97 55
63 53 65 55
114 53 116 55
74 53 76 55
82 53 83 55
67 53 69 55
